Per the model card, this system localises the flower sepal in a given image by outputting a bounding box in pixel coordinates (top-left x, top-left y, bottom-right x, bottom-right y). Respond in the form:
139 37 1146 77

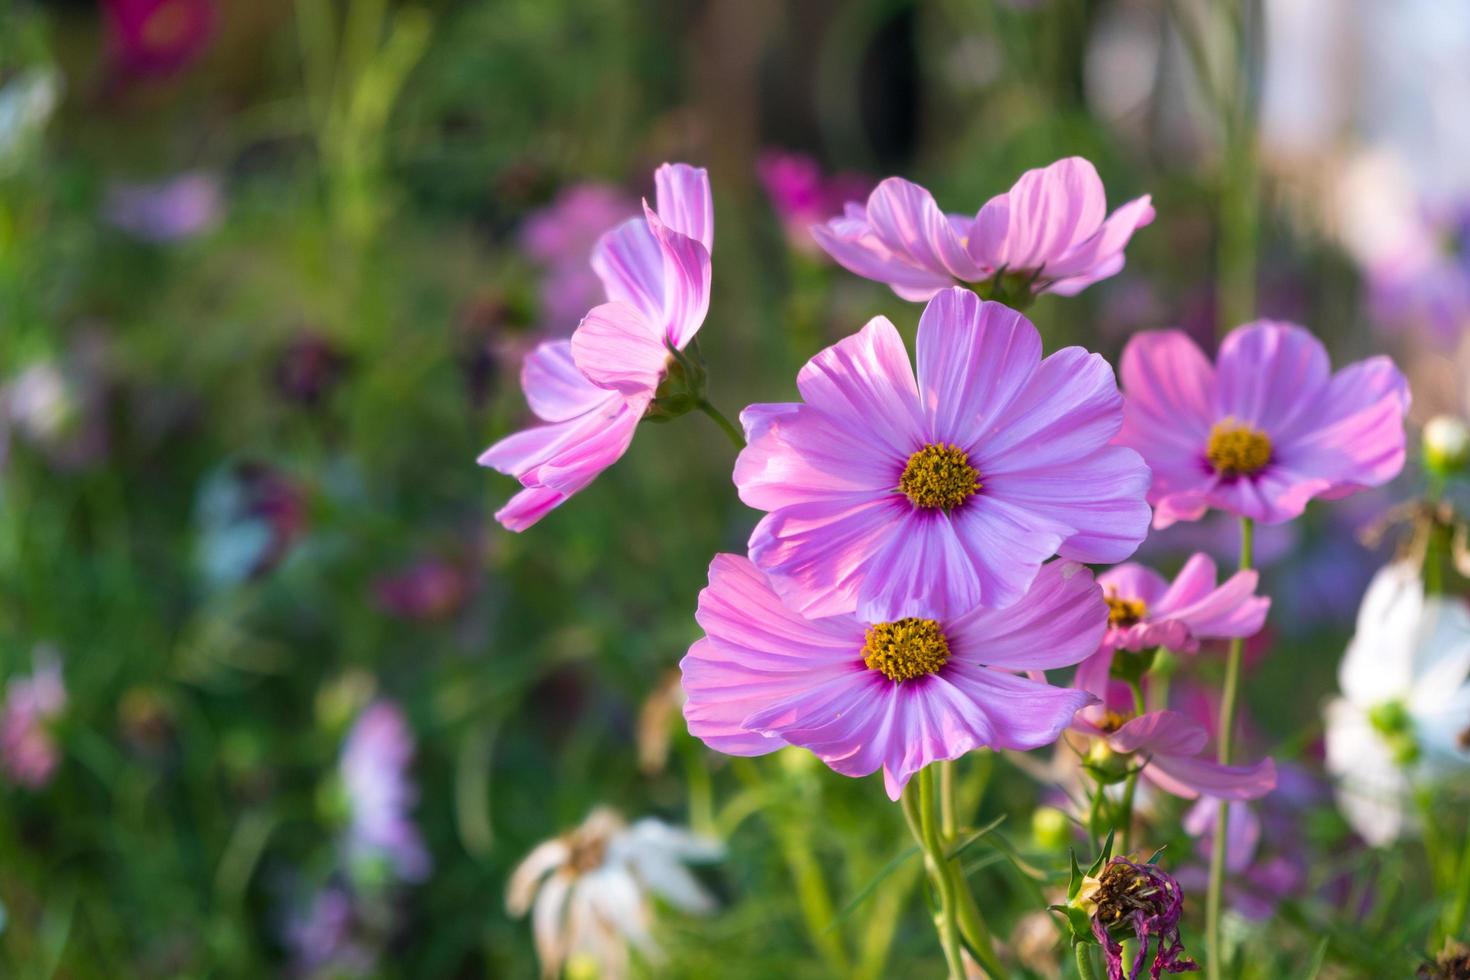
1049 831 1115 947
642 340 709 423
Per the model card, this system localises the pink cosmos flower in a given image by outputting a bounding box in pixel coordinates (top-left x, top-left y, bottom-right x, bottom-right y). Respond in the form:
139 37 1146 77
1072 652 1276 801
812 157 1153 301
681 555 1106 800
1098 553 1269 653
1 649 67 789
478 163 712 531
104 172 222 242
1116 321 1410 529
756 150 873 253
101 0 216 78
735 286 1151 621
520 183 638 335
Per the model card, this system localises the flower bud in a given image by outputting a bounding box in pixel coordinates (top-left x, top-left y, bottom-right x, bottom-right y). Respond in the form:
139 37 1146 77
1031 805 1071 851
1424 415 1470 477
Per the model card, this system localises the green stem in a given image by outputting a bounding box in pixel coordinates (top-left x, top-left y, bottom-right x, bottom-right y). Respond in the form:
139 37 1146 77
696 398 746 450
1075 942 1100 980
909 767 967 980
1206 516 1253 980
940 759 957 839
1446 810 1470 936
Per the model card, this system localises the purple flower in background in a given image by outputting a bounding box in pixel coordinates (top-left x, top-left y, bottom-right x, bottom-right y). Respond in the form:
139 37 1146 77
756 150 873 253
101 0 216 78
1098 553 1269 653
274 332 349 408
2 336 112 471
480 163 713 531
1365 207 1470 346
1176 798 1305 920
735 286 1150 621
105 173 222 242
195 461 307 587
1 648 67 789
1080 857 1198 979
813 157 1153 300
373 555 471 621
283 884 375 977
1117 321 1410 528
520 182 638 335
341 701 430 884
682 555 1105 799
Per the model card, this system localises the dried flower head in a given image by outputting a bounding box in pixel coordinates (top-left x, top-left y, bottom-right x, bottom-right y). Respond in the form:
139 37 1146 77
1085 858 1198 980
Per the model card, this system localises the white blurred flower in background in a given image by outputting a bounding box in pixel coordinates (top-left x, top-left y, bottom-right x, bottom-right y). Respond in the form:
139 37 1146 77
1324 562 1470 846
507 807 722 979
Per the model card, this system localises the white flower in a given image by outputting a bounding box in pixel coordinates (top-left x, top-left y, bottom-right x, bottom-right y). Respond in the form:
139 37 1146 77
506 808 722 979
1325 562 1470 846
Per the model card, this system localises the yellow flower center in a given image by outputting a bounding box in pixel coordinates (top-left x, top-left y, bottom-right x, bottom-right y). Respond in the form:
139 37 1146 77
1106 594 1147 628
1206 420 1272 477
899 443 981 510
862 618 951 683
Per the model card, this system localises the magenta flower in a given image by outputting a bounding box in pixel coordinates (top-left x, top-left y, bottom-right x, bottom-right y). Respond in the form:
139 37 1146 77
1098 553 1269 653
479 163 712 531
735 286 1150 621
1083 857 1198 980
340 701 430 884
1117 321 1410 529
520 183 638 335
756 150 873 253
0 649 66 789
373 556 470 621
812 157 1153 301
101 0 216 78
681 555 1106 799
1072 685 1276 803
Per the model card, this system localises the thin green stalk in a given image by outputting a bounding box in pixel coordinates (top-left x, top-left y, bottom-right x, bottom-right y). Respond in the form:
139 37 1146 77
940 759 957 839
1076 941 1100 980
1206 516 1253 980
1445 812 1470 936
909 767 967 980
696 398 745 450
1118 677 1145 852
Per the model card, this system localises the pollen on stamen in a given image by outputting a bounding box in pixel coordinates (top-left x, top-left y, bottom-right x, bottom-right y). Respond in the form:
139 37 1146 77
1106 593 1147 628
899 443 981 510
862 618 951 683
1206 419 1272 477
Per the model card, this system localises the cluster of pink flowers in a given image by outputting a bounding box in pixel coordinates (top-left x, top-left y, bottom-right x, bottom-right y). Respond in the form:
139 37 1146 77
487 153 1413 973
1 649 67 789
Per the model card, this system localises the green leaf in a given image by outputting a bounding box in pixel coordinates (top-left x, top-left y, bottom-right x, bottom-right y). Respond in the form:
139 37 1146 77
944 814 1008 861
823 844 920 933
1299 937 1329 980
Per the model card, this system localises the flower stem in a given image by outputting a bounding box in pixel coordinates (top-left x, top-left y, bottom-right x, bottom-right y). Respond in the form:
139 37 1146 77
907 767 968 979
1445 804 1470 936
1075 942 1100 980
1206 516 1254 980
695 398 746 450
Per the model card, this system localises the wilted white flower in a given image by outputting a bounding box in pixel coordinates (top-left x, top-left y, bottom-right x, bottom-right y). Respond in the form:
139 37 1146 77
506 807 722 979
1324 562 1470 845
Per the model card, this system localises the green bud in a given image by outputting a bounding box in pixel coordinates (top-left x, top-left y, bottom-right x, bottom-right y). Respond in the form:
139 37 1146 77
1424 415 1470 477
1032 805 1071 851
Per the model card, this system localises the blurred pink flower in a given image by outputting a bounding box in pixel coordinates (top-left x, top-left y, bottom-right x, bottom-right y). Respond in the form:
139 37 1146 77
1073 652 1275 801
101 0 216 78
812 157 1152 300
273 332 349 408
479 163 713 531
1 648 66 789
735 286 1150 621
1097 553 1269 653
682 555 1105 800
1365 207 1470 346
1117 321 1409 529
520 183 638 335
105 172 222 242
373 556 470 621
341 701 430 884
755 150 872 253
283 884 375 977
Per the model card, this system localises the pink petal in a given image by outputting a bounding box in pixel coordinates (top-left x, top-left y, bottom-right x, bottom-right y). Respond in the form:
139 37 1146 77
1117 330 1218 518
811 205 956 301
857 510 984 622
653 163 713 252
570 302 667 396
642 202 711 350
1275 355 1410 495
863 177 986 282
950 495 1071 610
1145 754 1277 801
494 486 565 533
978 346 1126 469
941 664 1095 752
520 341 610 422
947 561 1107 671
1108 710 1210 757
914 289 1041 444
1044 195 1156 292
1097 562 1172 607
1163 568 1270 641
1213 321 1331 434
1183 798 1261 873
970 157 1108 272
747 494 908 618
591 217 664 322
794 316 926 459
734 403 900 510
